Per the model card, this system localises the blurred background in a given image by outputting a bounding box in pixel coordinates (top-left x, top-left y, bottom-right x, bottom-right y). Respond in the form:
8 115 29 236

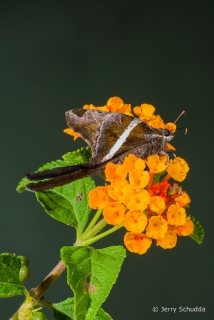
0 1 213 319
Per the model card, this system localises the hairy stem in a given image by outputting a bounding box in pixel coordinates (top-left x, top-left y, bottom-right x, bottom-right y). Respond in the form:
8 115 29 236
10 311 18 320
30 260 66 301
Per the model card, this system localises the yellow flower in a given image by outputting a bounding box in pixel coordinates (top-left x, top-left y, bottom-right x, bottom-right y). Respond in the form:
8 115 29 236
133 103 155 123
149 196 166 215
129 169 150 188
124 232 152 255
124 210 148 233
123 154 139 171
167 203 186 226
103 202 126 226
165 143 176 151
107 97 133 116
146 216 168 239
125 189 150 211
156 229 177 249
165 122 176 132
176 217 194 236
107 180 132 203
167 157 189 182
107 96 124 110
175 193 191 207
105 163 127 182
149 115 165 129
83 104 110 112
63 128 81 141
134 158 146 170
147 155 167 173
88 186 109 209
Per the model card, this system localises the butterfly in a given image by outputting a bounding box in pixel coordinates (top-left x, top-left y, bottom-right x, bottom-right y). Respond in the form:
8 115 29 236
27 109 175 191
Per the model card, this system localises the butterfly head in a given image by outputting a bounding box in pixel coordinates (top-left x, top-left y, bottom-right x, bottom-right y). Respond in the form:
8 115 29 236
163 128 174 142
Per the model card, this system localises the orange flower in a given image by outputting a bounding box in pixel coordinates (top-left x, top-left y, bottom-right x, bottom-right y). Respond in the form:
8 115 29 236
156 229 177 249
103 202 126 226
124 156 148 188
83 104 110 112
123 154 139 172
146 216 168 239
176 217 194 236
105 163 127 182
165 122 176 132
149 115 165 129
133 158 146 170
125 189 150 211
129 169 150 188
167 203 186 226
63 128 81 141
147 155 167 173
133 103 156 123
106 97 133 116
107 180 132 203
165 142 176 151
167 157 189 182
88 186 109 209
107 96 123 110
175 193 191 207
124 211 147 233
149 196 166 215
124 232 152 254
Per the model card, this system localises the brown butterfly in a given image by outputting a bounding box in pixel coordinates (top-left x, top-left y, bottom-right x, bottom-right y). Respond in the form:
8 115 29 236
27 109 175 191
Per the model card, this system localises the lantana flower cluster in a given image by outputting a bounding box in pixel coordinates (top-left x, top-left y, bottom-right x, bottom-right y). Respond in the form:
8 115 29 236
64 96 194 254
88 154 193 254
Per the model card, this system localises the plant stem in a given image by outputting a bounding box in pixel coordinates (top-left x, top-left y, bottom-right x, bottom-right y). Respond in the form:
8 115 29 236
80 218 107 242
30 260 66 301
37 300 54 309
11 216 123 318
82 209 103 237
147 172 155 189
83 222 124 245
162 173 171 182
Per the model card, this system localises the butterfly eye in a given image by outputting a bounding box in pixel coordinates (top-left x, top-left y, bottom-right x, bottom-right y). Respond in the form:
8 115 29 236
164 129 171 137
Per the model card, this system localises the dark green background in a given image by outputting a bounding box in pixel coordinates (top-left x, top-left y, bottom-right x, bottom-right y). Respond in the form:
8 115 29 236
1 1 213 319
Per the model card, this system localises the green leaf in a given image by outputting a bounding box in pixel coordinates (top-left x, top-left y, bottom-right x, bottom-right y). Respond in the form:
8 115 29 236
53 298 75 320
36 177 95 231
0 253 25 298
16 147 95 231
188 215 205 244
94 308 113 320
62 147 92 164
153 172 164 185
16 177 31 193
53 298 112 320
36 159 72 171
16 147 92 193
61 246 126 320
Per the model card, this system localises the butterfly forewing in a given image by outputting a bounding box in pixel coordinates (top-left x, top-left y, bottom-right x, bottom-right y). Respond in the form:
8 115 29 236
65 109 155 165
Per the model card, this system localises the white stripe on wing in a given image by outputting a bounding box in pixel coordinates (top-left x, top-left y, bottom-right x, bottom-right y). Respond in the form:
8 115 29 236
102 118 142 162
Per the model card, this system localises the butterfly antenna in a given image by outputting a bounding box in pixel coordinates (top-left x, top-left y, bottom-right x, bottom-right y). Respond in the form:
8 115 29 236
174 110 186 124
176 126 187 135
